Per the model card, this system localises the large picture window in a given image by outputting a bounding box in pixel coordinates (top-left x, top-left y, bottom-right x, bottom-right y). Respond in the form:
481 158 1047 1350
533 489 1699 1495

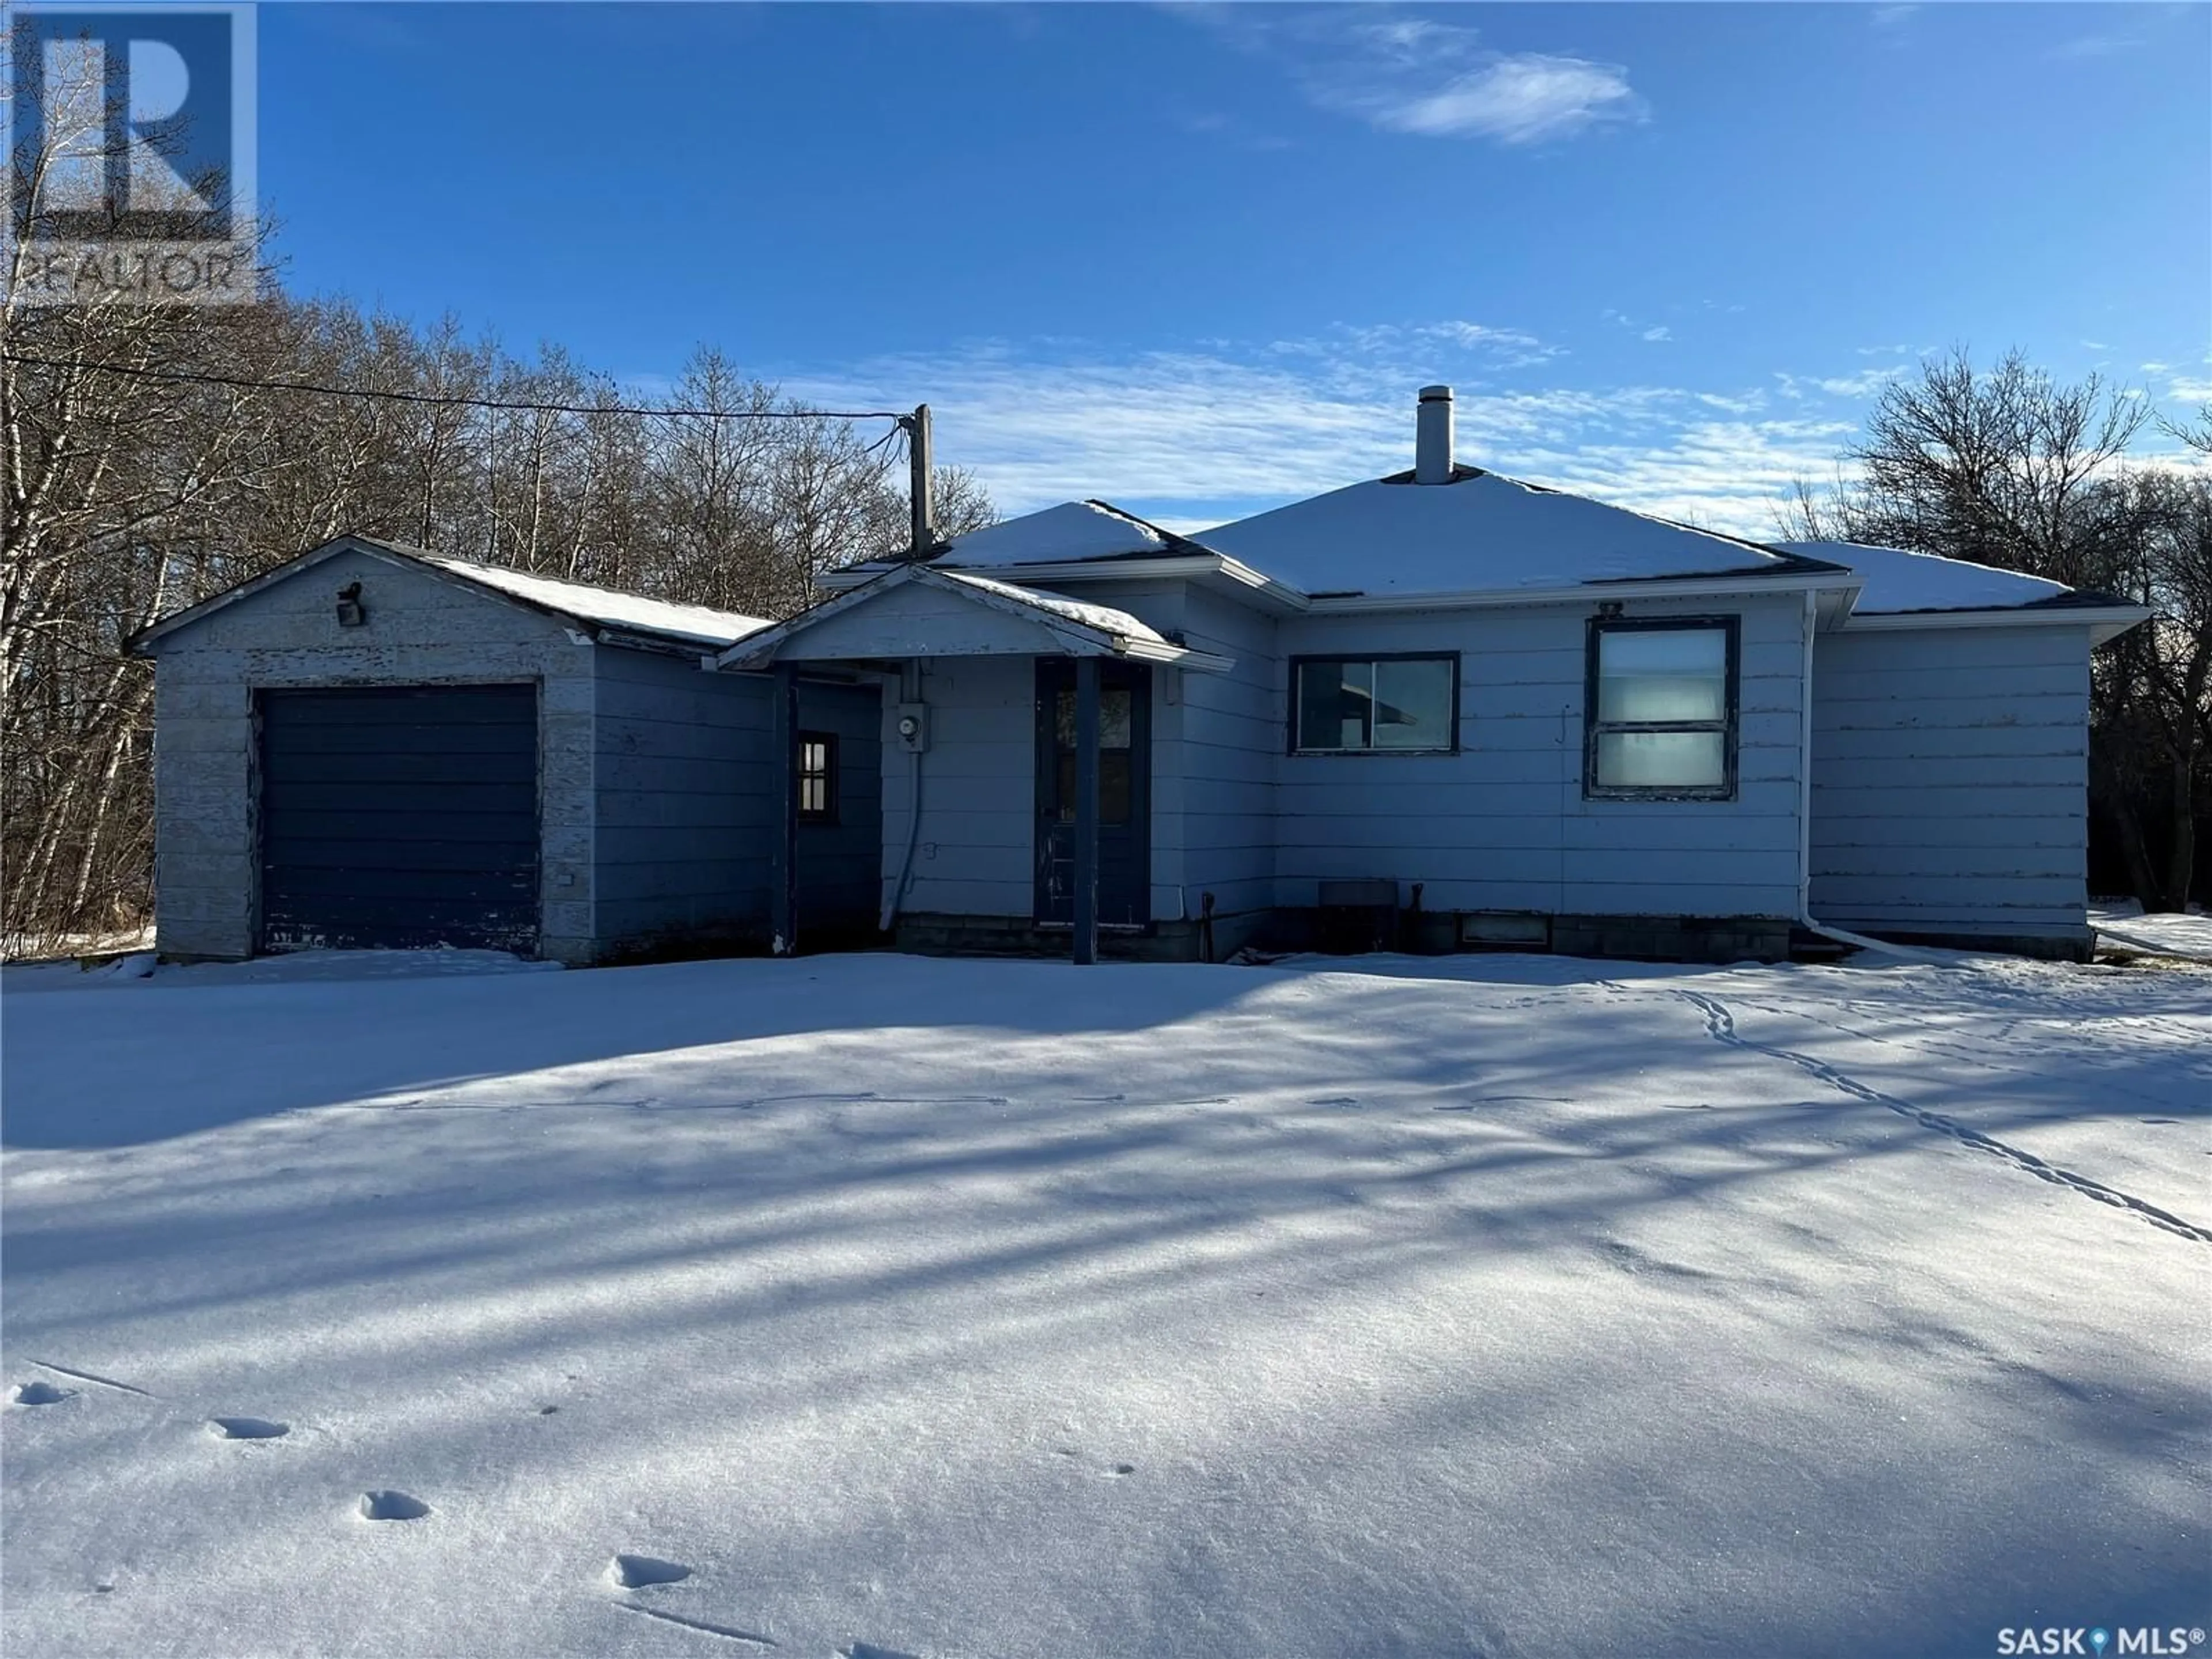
1292 655 1458 753
1585 619 1738 799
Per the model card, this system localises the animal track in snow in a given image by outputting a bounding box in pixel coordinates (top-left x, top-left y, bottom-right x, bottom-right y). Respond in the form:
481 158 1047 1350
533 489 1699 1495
609 1554 691 1589
25 1359 151 1397
208 1417 288 1440
10 1381 73 1406
1108 1463 1137 1476
613 1604 775 1645
1673 987 2212 1245
842 1645 922 1659
358 1490 430 1521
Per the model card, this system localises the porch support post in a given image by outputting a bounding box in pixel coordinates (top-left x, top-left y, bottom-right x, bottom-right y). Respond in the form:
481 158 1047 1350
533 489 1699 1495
1073 653 1101 965
770 661 799 956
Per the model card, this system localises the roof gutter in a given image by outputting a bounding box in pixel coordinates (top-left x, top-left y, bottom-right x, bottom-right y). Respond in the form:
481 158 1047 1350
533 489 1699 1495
832 556 1865 619
820 553 1311 613
1843 604 2152 646
1304 570 1862 615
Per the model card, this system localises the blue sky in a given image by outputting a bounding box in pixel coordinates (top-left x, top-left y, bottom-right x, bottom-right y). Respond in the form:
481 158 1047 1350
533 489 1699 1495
257 2 2209 533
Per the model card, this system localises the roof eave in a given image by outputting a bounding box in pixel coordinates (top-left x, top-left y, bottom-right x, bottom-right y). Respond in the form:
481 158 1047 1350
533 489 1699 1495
1305 567 1862 615
1844 603 2153 645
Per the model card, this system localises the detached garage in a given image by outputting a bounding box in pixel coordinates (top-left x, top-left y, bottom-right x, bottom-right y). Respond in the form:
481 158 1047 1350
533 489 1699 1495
130 534 882 966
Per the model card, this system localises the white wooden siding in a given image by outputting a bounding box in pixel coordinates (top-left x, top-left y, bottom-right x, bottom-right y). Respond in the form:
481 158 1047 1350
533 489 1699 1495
1159 584 1281 922
590 646 775 952
885 655 1036 919
1274 593 1809 919
1810 625 2092 940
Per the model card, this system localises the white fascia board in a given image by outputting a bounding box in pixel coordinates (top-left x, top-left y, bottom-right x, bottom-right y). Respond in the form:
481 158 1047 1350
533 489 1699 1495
1122 638 1234 673
1304 571 1861 615
1844 604 2152 646
931 555 1312 615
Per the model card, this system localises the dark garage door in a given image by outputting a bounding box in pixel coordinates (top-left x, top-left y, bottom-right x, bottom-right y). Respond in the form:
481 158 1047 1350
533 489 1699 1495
259 685 540 954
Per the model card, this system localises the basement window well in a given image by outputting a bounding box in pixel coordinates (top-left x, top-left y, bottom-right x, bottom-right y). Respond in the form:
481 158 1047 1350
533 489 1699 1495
1585 618 1738 799
1292 655 1458 753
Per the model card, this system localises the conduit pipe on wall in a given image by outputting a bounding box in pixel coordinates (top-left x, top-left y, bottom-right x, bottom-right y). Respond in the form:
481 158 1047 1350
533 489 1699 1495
881 662 926 935
882 747 923 935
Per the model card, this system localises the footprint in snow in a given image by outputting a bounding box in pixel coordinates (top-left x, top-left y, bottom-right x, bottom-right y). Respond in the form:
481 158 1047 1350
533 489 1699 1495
358 1490 430 1521
208 1417 288 1440
842 1645 922 1659
10 1381 73 1406
609 1554 691 1589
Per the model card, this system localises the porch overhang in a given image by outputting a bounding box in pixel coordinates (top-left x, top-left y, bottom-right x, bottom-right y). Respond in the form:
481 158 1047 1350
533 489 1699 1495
708 564 1234 674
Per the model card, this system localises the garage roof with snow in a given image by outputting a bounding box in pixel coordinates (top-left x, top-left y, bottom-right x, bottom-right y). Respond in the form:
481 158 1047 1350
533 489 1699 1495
130 535 776 656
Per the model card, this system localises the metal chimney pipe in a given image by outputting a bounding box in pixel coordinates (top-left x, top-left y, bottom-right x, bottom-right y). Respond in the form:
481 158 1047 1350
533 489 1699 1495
1415 384 1454 484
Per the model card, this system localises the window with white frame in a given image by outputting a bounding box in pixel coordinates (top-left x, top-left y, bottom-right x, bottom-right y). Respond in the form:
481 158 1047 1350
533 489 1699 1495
1585 619 1738 798
1292 655 1457 753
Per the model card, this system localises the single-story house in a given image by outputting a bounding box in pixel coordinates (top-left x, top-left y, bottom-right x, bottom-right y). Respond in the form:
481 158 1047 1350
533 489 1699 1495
131 386 2149 965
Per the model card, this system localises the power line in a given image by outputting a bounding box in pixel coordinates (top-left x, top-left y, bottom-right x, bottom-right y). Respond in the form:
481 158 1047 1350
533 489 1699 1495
0 351 911 422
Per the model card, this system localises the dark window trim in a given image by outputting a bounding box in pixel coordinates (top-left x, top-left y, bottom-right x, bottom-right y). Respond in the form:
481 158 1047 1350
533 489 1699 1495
797 729 838 825
1287 652 1462 756
1583 615 1740 802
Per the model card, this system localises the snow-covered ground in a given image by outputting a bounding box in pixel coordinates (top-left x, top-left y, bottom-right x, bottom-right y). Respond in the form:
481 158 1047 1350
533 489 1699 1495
2094 900 2212 963
4 949 2207 1659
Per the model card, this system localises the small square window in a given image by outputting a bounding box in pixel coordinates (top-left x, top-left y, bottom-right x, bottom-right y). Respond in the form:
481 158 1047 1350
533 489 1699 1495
1292 655 1457 753
797 732 837 824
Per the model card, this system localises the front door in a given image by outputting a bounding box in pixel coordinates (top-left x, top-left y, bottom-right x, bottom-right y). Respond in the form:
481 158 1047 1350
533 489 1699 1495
1035 660 1150 928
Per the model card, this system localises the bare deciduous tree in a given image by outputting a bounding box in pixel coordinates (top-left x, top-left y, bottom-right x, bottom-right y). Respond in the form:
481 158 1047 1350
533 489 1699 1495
1782 352 2208 911
3 63 997 949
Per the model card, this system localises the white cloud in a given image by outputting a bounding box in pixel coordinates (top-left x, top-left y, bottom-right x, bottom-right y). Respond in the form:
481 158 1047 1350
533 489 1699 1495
1642 325 1672 343
1198 9 1646 146
782 331 1862 537
2047 33 2143 60
2166 377 2212 403
1369 52 1643 145
1814 368 1903 399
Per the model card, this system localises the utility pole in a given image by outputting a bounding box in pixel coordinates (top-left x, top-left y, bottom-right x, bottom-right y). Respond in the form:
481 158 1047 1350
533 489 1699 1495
904 403 935 558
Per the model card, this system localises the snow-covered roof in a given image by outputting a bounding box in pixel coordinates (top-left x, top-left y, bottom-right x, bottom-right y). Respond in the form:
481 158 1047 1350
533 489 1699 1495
405 551 772 649
711 562 1232 674
1775 541 2077 615
130 534 776 656
1199 471 1832 598
928 500 1186 568
936 570 1171 645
